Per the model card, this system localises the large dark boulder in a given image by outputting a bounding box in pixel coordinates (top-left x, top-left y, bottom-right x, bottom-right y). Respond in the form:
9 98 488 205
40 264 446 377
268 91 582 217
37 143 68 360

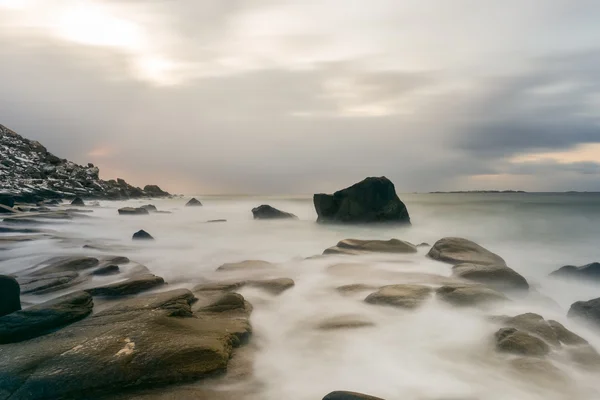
313 177 410 224
185 198 202 207
428 237 505 266
132 230 154 241
569 297 600 327
251 204 297 220
0 275 21 317
143 184 169 197
551 262 600 281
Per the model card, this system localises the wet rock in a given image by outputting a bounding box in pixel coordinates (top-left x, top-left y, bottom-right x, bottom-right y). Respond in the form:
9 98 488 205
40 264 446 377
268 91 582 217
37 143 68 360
185 198 202 207
101 255 130 265
140 204 157 212
323 391 386 400
31 256 99 276
0 289 251 399
452 263 529 291
365 284 432 309
18 271 81 294
133 229 154 241
316 315 375 330
251 204 297 220
118 207 149 215
0 275 21 317
428 237 506 266
547 320 589 345
324 238 417 255
0 204 18 214
495 328 550 357
217 260 276 272
509 357 567 383
436 284 507 307
314 176 410 225
92 265 120 276
568 297 600 327
71 197 85 206
87 274 165 297
194 278 294 295
498 313 561 346
550 262 600 281
336 283 380 294
199 292 247 313
0 291 93 344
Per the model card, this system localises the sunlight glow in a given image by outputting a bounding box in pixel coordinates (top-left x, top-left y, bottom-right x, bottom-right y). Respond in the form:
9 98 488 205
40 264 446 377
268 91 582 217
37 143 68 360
511 143 600 164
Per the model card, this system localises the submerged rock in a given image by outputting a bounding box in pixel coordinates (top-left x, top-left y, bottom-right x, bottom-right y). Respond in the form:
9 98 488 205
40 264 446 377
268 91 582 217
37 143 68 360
70 197 85 206
118 207 149 215
428 237 506 266
140 204 157 212
194 278 294 295
551 262 600 281
0 275 21 317
365 284 432 309
495 328 550 357
216 260 276 272
185 198 202 207
87 274 165 296
0 291 93 344
31 256 99 276
207 219 227 223
316 315 375 331
452 263 529 291
18 271 81 294
313 176 410 224
132 229 154 241
91 265 120 276
436 284 507 307
251 204 297 220
323 391 386 400
324 238 417 255
568 297 600 327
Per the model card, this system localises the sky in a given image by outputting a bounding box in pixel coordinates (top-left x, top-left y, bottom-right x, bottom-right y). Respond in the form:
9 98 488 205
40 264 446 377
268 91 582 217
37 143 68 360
1 0 599 194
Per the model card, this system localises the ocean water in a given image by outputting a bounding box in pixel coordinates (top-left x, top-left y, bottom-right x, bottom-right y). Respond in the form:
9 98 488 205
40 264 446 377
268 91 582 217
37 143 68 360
2 193 600 400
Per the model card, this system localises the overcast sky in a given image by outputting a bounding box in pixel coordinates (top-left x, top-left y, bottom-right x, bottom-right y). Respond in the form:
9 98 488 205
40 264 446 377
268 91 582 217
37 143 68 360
1 0 599 194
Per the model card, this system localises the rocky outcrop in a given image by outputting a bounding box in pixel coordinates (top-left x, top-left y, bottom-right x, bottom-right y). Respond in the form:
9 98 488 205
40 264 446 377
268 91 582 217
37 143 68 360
427 237 505 266
323 391 385 400
132 229 154 240
495 328 550 357
452 263 529 291
185 198 202 207
365 284 432 309
143 185 170 197
251 204 297 219
436 284 507 307
0 124 169 201
118 207 149 215
87 274 165 296
323 238 417 255
0 275 21 317
0 291 93 344
313 177 410 224
551 262 600 281
568 297 600 327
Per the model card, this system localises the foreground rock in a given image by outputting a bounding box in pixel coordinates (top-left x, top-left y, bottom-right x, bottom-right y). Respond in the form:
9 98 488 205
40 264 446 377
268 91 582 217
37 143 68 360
436 284 507 307
132 229 154 241
314 176 410 224
118 207 149 215
0 291 93 344
194 278 294 295
251 204 297 220
452 263 529 291
185 198 202 207
0 275 21 317
568 297 600 327
87 274 165 296
551 262 600 281
323 391 385 400
428 237 506 266
0 289 251 399
365 284 432 309
324 238 417 255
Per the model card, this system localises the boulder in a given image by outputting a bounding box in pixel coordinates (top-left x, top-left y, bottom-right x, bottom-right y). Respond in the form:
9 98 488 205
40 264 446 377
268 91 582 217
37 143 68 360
452 263 529 291
143 184 169 197
427 237 506 266
91 265 120 276
18 271 81 294
550 262 600 281
436 284 507 307
31 256 99 276
0 275 21 317
324 238 417 255
323 391 385 400
0 289 251 399
495 328 550 357
132 229 154 241
185 198 202 207
0 291 93 344
87 274 165 297
568 297 600 327
313 176 410 224
140 204 157 212
251 204 297 220
365 284 432 309
118 207 149 215
70 197 85 206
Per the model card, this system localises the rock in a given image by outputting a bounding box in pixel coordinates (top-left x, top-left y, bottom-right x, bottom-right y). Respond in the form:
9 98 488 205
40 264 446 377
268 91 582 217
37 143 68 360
316 315 375 330
436 284 507 307
143 184 170 197
509 357 568 383
185 198 202 207
217 260 276 272
548 320 589 345
199 292 247 313
0 291 93 344
194 278 294 295
0 289 251 399
251 204 297 220
71 197 85 206
132 229 154 241
207 219 227 223
140 204 157 212
417 242 430 248
0 195 15 208
452 263 529 291
0 275 21 317
18 271 81 294
31 256 99 276
498 313 561 346
495 328 550 357
550 262 600 281
92 265 120 276
324 238 417 255
0 204 17 214
323 391 386 400
336 284 380 294
365 284 432 309
87 274 165 296
118 207 149 215
568 297 600 327
314 176 410 224
427 237 506 266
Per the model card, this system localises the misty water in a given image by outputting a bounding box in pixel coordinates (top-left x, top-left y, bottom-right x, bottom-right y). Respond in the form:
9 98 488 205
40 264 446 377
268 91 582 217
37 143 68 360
2 193 600 400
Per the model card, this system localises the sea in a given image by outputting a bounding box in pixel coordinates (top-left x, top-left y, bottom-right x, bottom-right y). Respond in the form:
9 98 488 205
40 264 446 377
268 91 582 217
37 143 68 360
2 192 600 400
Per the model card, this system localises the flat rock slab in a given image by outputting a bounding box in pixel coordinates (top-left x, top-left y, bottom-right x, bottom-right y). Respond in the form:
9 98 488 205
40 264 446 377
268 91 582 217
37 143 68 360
216 260 276 272
0 291 93 344
365 284 432 309
17 271 81 294
452 263 529 291
436 284 507 307
0 289 252 400
316 315 375 331
30 256 99 276
194 278 295 296
0 275 21 317
87 274 165 297
427 237 506 266
324 239 417 255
